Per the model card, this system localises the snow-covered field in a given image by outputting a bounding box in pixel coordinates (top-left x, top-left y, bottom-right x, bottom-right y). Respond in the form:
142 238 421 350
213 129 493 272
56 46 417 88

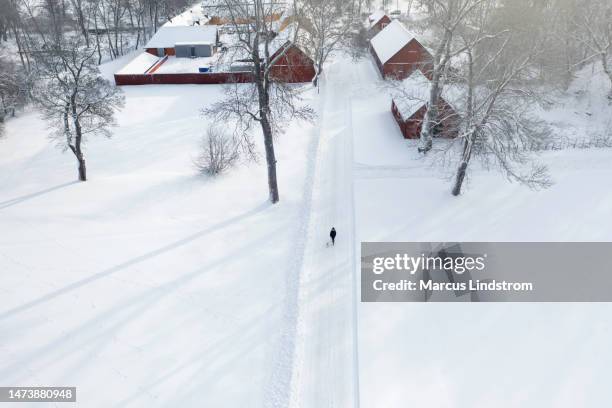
2 43 612 408
0 55 319 407
348 58 612 407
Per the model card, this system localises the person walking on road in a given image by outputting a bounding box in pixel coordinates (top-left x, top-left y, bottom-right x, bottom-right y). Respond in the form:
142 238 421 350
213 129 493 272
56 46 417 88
330 227 337 246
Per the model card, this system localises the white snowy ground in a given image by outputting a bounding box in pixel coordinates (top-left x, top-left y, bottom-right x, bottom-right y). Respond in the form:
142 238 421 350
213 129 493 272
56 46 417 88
0 55 320 407
2 46 612 408
347 57 612 407
289 50 612 408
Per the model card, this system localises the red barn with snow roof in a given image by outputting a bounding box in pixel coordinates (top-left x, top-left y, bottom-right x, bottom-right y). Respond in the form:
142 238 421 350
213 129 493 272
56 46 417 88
367 10 391 36
391 71 458 140
370 20 433 80
269 41 316 83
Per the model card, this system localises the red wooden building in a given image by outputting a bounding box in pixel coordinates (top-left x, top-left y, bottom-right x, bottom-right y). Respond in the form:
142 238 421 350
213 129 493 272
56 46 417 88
370 20 433 81
366 10 391 37
391 71 458 140
268 41 316 83
114 40 315 85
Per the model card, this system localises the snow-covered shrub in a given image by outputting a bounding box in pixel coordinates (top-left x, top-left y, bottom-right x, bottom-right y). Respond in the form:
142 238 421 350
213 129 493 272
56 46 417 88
195 127 240 176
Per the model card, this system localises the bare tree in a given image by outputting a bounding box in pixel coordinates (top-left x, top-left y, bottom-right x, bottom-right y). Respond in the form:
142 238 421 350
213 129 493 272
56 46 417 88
572 0 612 96
31 37 124 181
406 0 416 16
202 0 314 204
195 126 240 176
417 0 486 153
42 0 69 44
3 0 33 70
69 0 91 47
298 0 353 87
449 10 553 196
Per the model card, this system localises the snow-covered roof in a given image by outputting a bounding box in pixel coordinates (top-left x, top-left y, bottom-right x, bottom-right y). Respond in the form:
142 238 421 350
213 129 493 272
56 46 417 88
271 22 299 55
175 41 213 46
370 20 417 64
163 4 211 27
116 52 161 75
393 70 431 119
393 70 460 119
145 26 218 48
367 10 387 28
223 22 305 63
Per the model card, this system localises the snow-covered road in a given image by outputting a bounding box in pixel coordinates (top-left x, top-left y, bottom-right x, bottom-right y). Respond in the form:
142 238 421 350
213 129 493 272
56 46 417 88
289 57 361 408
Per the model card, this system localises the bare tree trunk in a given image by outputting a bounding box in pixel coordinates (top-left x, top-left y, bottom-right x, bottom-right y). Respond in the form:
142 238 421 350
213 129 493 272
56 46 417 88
77 152 87 181
313 58 323 87
261 113 279 203
419 30 451 153
452 48 475 196
255 52 280 203
70 97 87 181
114 0 120 56
602 53 612 97
407 0 414 16
153 3 158 32
105 28 115 58
94 6 103 64
419 70 441 152
452 161 467 196
68 137 87 181
112 0 119 57
564 34 573 89
10 24 28 70
99 1 116 59
135 12 142 47
452 130 475 196
71 0 90 47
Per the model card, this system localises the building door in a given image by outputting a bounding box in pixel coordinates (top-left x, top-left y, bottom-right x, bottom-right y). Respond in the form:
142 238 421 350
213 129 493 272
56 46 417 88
157 48 165 57
190 47 196 57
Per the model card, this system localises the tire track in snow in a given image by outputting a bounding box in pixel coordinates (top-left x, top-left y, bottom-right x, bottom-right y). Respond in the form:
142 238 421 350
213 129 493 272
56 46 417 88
346 84 361 408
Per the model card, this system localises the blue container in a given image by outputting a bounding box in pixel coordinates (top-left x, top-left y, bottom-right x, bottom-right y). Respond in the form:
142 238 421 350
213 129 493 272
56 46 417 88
198 67 210 73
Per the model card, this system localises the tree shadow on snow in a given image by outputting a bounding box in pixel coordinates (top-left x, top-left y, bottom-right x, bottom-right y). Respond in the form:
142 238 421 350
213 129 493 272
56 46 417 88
0 201 271 321
0 181 79 210
0 223 282 391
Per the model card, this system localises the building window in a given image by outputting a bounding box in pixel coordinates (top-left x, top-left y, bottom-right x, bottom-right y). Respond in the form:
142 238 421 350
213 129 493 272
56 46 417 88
190 47 196 57
157 48 165 57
